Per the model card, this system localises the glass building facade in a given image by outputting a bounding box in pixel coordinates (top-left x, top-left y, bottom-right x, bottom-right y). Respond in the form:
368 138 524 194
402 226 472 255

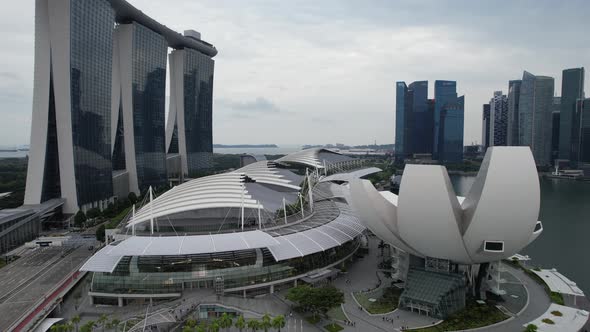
130 23 168 191
70 0 115 206
518 71 555 166
434 81 458 159
490 91 508 147
91 238 359 298
507 80 522 146
482 104 491 150
439 96 464 163
575 99 590 164
395 82 408 159
183 49 215 174
551 98 561 164
559 68 585 161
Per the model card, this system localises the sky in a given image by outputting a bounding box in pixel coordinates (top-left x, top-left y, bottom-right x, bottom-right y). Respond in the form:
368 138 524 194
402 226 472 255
0 0 589 147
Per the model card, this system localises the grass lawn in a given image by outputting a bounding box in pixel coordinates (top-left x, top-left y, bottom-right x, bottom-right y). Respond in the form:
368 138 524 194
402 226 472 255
324 323 344 332
410 301 509 331
354 287 401 314
327 306 347 321
106 206 132 229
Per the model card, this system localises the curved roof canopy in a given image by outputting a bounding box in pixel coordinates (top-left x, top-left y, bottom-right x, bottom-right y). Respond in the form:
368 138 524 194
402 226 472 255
129 161 301 226
276 148 350 169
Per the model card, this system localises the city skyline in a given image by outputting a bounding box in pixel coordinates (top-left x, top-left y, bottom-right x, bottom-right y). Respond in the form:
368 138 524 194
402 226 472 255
1 0 590 146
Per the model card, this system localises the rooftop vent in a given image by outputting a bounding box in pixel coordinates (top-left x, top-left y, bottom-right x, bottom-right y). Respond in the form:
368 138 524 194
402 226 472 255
184 30 201 40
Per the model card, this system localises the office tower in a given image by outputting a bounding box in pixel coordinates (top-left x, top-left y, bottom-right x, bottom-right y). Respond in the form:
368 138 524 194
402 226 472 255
111 23 168 195
507 80 522 145
574 99 590 164
489 91 508 146
166 34 215 176
551 98 561 163
559 68 585 160
394 81 432 159
434 81 458 159
25 0 116 213
518 71 555 166
482 104 491 149
439 95 465 163
395 82 409 159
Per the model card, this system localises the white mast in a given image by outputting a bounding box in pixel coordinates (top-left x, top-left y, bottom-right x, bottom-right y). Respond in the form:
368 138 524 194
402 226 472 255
149 186 154 235
283 197 288 224
241 184 245 231
307 173 314 211
131 204 136 236
299 193 304 218
257 200 262 230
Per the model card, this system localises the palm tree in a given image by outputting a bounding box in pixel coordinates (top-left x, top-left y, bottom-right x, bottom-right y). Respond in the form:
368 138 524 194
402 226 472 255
271 315 285 332
110 318 120 332
219 313 233 331
260 314 272 332
80 321 95 332
196 321 208 332
71 315 81 332
182 326 194 332
247 319 260 332
235 315 246 332
209 319 220 332
97 314 108 332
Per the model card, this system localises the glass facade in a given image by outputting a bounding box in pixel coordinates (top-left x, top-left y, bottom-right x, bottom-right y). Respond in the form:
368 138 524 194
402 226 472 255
112 107 126 171
559 68 585 160
439 96 464 163
518 71 554 165
183 49 214 174
551 98 561 163
91 238 359 296
490 91 508 147
507 80 521 146
434 81 458 159
41 71 61 202
130 23 168 191
482 104 490 150
576 99 590 163
69 0 115 205
395 82 407 159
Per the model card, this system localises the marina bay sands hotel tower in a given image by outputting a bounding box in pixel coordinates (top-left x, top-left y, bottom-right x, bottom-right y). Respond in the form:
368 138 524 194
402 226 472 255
24 0 217 214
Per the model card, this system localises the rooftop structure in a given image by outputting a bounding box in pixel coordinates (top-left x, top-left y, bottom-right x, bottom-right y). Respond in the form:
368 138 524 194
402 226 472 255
80 149 371 305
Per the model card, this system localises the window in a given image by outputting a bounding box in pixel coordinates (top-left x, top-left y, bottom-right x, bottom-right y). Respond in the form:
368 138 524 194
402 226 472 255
534 221 543 233
484 241 504 253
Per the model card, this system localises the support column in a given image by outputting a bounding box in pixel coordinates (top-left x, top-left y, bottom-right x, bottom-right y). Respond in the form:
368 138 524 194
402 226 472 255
118 297 123 307
89 296 94 306
270 284 274 294
243 290 247 299
294 280 298 287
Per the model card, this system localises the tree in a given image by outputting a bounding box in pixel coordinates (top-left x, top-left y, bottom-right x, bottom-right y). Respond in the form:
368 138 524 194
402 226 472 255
74 211 87 227
271 315 285 332
86 208 101 220
128 192 138 204
235 315 246 332
209 319 220 332
247 319 260 332
182 326 194 332
260 314 272 332
219 313 233 331
80 321 95 332
109 318 120 332
96 224 106 243
97 314 108 332
71 315 81 332
524 324 538 332
286 286 344 318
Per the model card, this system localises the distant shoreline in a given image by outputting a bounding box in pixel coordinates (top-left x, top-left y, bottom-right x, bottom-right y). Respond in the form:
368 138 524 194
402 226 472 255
213 144 278 148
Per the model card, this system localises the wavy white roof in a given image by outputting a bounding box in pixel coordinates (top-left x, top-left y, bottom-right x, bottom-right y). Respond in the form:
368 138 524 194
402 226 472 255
129 161 301 226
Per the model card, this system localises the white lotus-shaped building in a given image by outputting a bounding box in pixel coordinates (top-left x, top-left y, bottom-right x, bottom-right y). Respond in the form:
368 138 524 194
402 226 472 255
350 147 543 265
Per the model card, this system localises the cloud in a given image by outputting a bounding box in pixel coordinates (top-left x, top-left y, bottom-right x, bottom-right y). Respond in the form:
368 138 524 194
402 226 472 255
216 97 284 114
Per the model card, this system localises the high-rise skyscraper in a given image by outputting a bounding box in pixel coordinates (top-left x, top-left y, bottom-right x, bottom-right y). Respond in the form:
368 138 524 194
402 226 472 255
166 40 215 176
394 81 432 159
395 82 408 159
111 23 168 195
489 91 508 146
518 71 555 166
25 0 116 213
507 80 522 145
482 104 491 150
439 95 465 163
574 98 590 164
434 80 458 159
559 68 585 161
551 97 561 163
25 0 217 213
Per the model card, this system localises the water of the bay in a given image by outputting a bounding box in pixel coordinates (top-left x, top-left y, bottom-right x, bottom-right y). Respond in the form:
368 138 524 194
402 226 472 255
450 174 590 295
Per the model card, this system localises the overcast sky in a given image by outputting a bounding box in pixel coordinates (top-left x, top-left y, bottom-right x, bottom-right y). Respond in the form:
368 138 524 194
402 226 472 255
1 0 589 146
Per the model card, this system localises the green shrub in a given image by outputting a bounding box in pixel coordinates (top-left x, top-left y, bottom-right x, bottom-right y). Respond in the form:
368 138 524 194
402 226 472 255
550 310 563 317
541 318 555 325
